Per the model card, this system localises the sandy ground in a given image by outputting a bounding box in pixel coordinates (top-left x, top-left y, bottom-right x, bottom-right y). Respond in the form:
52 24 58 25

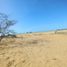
0 31 67 67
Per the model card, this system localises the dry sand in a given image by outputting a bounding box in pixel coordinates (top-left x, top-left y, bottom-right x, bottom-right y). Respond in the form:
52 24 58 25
0 31 67 67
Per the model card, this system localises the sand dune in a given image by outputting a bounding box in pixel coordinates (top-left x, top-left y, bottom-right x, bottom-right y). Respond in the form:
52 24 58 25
0 30 67 67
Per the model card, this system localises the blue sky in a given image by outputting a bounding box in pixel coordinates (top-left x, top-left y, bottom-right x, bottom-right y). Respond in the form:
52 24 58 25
0 0 67 33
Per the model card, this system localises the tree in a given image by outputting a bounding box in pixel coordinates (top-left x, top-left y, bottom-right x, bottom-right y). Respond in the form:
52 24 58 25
0 13 16 41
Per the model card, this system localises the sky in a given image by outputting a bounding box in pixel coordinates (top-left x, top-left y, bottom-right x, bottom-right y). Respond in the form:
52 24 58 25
0 0 67 33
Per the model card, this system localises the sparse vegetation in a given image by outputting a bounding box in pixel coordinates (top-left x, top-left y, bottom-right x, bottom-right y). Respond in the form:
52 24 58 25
0 13 16 41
